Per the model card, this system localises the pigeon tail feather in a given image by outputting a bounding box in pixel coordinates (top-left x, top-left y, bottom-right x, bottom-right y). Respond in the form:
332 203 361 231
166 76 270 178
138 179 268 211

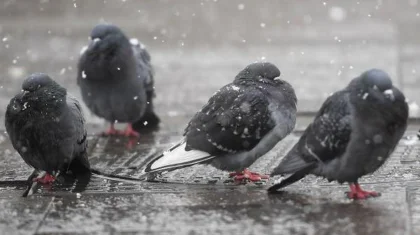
268 164 316 192
270 145 313 176
144 140 215 174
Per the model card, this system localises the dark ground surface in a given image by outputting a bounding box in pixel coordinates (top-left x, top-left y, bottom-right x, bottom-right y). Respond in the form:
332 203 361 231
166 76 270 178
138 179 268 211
1 128 420 235
0 0 420 234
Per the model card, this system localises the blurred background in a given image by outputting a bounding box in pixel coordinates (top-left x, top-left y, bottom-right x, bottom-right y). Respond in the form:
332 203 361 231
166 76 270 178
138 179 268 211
0 0 419 131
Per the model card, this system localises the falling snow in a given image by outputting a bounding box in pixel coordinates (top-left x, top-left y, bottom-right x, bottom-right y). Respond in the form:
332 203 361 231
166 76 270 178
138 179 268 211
80 45 88 55
8 66 25 78
22 102 28 110
362 93 369 100
0 2 419 232
329 6 346 22
409 102 419 116
130 38 139 46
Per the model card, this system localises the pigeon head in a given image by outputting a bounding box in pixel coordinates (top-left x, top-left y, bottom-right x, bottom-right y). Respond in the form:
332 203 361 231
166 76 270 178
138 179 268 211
80 24 136 83
22 73 55 92
19 73 66 107
7 73 67 120
359 69 393 92
90 24 125 41
350 69 396 102
235 62 281 81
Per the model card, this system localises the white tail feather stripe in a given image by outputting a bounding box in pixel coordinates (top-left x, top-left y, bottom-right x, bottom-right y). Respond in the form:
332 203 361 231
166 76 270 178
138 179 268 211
147 142 213 172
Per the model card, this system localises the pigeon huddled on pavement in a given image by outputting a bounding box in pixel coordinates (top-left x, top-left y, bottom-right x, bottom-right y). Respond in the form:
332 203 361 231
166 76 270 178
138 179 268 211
77 24 159 137
144 62 297 182
2 20 412 202
5 73 91 196
268 69 409 199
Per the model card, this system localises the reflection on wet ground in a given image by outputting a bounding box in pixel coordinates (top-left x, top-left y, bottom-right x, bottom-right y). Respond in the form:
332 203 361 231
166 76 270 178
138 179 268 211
0 127 419 234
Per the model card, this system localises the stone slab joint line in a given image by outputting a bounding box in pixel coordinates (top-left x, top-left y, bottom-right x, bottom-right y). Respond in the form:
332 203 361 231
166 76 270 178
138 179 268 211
34 196 55 234
405 185 420 235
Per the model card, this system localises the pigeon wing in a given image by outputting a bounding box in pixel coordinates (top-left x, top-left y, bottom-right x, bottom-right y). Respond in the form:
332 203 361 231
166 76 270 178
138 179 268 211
184 83 276 155
273 90 352 175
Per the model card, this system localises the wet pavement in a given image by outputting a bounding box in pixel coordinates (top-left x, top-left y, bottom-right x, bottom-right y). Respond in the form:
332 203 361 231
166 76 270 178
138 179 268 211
0 128 420 235
0 0 420 234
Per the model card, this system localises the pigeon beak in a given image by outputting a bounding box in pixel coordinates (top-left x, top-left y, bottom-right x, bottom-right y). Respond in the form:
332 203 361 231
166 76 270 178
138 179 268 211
383 89 395 101
17 90 29 99
88 37 101 47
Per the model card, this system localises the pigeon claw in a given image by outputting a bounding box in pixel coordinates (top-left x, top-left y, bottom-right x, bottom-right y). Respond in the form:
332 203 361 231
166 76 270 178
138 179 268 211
126 138 138 149
123 124 140 138
229 169 269 183
32 173 55 184
347 183 381 200
102 124 121 136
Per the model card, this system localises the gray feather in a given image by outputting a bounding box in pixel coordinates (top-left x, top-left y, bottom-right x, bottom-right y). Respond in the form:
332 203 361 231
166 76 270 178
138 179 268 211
145 62 297 175
77 24 159 127
5 73 91 180
271 144 311 175
269 69 409 191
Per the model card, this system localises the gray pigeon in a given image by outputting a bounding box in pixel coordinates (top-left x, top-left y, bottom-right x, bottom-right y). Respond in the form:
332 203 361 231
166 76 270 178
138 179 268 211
144 62 297 182
269 69 409 199
5 73 90 192
77 24 159 137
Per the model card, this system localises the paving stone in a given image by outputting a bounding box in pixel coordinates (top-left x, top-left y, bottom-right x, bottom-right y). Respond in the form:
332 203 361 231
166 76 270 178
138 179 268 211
0 191 53 235
0 128 419 234
33 186 408 235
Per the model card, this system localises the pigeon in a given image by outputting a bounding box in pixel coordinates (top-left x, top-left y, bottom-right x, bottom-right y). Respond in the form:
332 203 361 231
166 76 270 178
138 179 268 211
5 73 91 195
268 69 409 199
77 24 159 137
144 62 297 182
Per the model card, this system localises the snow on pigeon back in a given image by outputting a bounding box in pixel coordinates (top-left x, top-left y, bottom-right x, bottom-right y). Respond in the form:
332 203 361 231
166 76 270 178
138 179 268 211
76 24 154 127
144 62 297 177
269 69 408 199
5 73 90 176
